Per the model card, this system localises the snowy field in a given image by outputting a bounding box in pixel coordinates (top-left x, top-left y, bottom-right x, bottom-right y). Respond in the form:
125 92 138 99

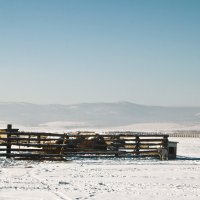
0 137 200 200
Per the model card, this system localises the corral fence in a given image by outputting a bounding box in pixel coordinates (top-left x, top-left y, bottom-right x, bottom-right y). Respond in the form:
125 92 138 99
0 125 169 161
168 131 200 138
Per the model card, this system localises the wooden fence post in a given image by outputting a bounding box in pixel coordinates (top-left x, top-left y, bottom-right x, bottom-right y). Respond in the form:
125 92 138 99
136 135 140 155
37 134 41 144
6 124 12 158
163 135 168 149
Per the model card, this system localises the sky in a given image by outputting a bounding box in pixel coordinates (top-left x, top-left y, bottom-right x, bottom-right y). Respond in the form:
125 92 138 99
0 0 200 106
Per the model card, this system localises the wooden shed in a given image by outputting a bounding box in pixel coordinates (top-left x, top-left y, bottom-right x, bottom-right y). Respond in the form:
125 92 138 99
168 141 178 159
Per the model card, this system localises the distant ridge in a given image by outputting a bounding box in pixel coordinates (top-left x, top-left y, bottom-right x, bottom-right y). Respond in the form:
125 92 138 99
0 102 200 129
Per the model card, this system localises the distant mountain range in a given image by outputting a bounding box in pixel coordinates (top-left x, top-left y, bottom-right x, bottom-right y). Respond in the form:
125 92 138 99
0 102 200 130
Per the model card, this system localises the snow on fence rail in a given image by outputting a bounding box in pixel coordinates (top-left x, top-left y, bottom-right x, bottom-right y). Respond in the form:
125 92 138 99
0 124 169 161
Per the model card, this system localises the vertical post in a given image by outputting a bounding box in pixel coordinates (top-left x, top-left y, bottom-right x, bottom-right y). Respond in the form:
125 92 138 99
37 134 41 144
6 124 12 158
114 135 120 157
136 135 140 156
163 135 168 148
28 134 31 147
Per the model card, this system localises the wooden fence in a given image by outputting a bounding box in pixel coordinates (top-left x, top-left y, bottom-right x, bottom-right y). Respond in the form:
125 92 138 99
169 131 200 138
0 125 169 160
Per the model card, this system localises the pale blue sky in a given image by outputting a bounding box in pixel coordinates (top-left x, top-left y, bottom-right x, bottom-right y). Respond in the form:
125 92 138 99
0 0 200 106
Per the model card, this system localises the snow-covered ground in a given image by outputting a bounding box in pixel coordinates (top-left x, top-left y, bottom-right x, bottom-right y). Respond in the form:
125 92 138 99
0 137 200 200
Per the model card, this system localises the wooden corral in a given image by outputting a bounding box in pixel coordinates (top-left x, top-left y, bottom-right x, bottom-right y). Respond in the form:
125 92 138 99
0 125 171 161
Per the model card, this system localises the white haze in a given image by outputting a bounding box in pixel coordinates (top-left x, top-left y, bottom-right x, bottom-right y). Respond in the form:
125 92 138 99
1 102 200 131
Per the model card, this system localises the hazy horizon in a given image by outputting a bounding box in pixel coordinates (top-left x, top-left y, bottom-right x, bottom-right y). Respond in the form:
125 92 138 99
1 100 200 108
0 101 200 130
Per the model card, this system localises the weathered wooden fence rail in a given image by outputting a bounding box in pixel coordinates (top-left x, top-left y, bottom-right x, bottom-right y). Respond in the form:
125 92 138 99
0 125 169 160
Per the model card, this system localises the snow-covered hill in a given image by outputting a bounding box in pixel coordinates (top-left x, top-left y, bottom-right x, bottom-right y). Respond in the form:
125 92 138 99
0 102 200 130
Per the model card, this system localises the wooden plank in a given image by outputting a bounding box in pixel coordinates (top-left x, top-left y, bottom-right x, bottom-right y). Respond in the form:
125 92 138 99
122 142 162 145
63 152 116 154
139 143 163 146
0 148 43 152
0 143 7 146
0 153 64 157
0 132 65 137
0 137 65 142
0 132 169 137
136 139 165 142
67 134 169 137
7 143 68 147
0 147 158 152
9 143 112 148
0 138 164 143
63 150 158 155
0 133 169 140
